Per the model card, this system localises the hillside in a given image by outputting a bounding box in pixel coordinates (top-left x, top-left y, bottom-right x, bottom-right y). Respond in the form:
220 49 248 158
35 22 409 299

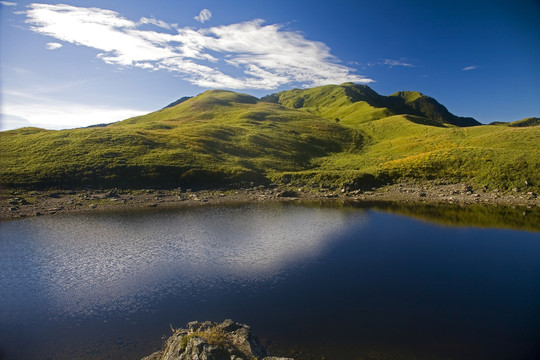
490 117 540 127
1 84 538 192
262 82 481 127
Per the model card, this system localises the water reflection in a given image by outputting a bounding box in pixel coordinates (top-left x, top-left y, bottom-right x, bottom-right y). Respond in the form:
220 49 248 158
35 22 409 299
1 204 362 320
347 200 540 231
1 202 539 360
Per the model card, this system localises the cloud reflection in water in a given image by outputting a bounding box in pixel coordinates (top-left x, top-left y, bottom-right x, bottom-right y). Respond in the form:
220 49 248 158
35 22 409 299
2 204 366 318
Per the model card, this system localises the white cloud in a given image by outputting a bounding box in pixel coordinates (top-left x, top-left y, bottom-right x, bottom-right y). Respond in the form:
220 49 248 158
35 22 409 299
194 9 212 23
462 65 478 71
1 101 148 130
0 1 17 6
382 58 414 68
23 3 372 90
45 42 62 50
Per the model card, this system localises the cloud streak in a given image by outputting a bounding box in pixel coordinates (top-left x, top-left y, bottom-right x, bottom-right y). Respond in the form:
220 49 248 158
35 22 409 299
24 3 372 90
45 42 62 50
462 65 478 71
0 1 17 6
382 58 414 68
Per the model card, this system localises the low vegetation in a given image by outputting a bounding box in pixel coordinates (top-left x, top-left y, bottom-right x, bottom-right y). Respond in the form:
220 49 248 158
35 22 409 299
1 83 538 193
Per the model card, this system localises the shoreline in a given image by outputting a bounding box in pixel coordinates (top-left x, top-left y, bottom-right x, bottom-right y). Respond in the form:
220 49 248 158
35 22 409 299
2 183 538 220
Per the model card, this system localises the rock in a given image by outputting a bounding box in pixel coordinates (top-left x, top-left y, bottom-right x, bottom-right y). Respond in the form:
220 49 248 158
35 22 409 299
462 184 473 192
105 190 119 198
277 190 299 198
142 320 293 360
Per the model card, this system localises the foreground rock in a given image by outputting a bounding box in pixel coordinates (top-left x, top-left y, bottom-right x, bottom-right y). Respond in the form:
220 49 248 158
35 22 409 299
142 320 292 360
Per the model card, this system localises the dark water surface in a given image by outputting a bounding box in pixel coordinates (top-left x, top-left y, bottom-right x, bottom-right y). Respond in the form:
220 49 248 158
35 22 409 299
1 202 539 360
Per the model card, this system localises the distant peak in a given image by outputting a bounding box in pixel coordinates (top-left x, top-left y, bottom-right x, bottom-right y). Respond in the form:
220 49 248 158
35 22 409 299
391 91 425 102
163 96 192 109
192 89 258 105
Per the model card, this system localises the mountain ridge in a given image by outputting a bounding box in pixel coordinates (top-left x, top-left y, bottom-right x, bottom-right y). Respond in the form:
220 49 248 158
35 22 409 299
261 83 481 127
1 83 538 192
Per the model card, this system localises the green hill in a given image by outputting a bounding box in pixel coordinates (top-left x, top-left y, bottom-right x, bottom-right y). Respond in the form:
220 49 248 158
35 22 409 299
1 84 538 192
262 82 481 127
489 117 540 127
508 117 540 127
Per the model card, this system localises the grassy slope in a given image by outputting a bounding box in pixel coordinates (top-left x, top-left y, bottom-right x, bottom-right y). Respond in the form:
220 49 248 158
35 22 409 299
264 82 481 127
305 115 539 190
0 90 356 188
1 86 538 191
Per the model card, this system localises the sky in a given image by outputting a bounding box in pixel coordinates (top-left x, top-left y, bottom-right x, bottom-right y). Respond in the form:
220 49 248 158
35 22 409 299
1 0 539 130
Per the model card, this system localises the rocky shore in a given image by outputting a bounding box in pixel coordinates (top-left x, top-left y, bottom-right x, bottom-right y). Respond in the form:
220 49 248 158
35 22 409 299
142 320 292 360
1 182 538 220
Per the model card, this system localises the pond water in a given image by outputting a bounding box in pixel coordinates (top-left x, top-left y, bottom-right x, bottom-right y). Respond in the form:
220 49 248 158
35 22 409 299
1 202 539 360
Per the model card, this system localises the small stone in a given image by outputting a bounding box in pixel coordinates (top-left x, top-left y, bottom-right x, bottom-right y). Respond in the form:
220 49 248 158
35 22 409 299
89 204 97 209
277 190 299 198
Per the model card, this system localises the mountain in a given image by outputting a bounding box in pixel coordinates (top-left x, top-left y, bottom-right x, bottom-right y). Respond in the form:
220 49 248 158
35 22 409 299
262 82 481 127
1 84 538 191
508 117 540 127
489 117 540 127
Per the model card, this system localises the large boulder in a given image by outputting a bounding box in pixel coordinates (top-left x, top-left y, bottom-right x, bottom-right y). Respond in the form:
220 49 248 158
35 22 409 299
142 320 293 360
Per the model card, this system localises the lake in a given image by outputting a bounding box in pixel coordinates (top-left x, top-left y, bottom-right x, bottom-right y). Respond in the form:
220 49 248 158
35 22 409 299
1 201 539 360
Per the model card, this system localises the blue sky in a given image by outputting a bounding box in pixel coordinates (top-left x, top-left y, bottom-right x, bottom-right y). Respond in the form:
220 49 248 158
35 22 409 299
1 0 539 130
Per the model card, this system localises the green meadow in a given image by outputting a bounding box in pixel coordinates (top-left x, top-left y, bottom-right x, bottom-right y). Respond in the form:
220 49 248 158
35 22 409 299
1 83 538 191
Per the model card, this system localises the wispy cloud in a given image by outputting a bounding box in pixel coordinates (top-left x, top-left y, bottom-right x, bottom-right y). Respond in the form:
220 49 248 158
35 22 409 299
194 9 212 24
462 65 478 71
45 42 62 50
23 3 372 90
0 1 17 6
139 16 172 30
382 58 414 68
